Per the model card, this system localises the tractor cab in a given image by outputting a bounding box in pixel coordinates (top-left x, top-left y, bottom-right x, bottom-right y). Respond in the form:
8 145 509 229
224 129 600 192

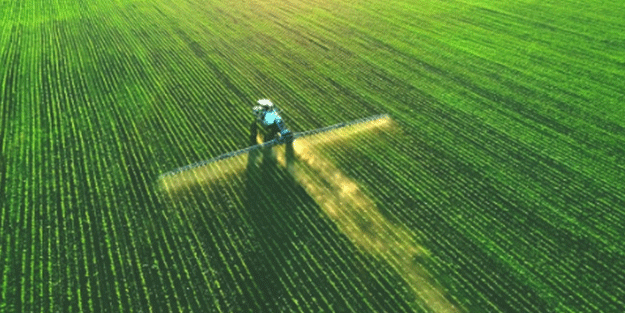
253 99 293 143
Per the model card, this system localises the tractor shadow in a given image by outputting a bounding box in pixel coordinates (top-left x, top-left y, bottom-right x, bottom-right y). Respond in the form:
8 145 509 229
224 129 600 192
240 124 302 311
156 119 427 311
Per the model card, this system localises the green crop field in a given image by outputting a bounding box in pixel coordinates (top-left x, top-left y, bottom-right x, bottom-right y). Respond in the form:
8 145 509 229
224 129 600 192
1 0 624 311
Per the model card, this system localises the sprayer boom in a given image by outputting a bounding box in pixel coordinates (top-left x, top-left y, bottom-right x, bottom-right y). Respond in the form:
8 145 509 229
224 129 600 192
158 113 389 179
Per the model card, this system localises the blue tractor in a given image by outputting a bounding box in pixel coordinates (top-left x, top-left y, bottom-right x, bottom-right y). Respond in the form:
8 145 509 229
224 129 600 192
251 99 293 144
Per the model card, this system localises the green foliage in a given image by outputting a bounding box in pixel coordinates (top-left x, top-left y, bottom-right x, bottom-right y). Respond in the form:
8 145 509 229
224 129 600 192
1 0 624 312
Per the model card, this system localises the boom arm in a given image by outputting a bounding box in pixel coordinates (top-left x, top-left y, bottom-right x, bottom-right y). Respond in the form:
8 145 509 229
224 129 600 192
158 113 389 180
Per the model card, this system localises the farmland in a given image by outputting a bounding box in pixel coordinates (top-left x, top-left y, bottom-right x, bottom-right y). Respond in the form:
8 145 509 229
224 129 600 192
1 0 625 311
